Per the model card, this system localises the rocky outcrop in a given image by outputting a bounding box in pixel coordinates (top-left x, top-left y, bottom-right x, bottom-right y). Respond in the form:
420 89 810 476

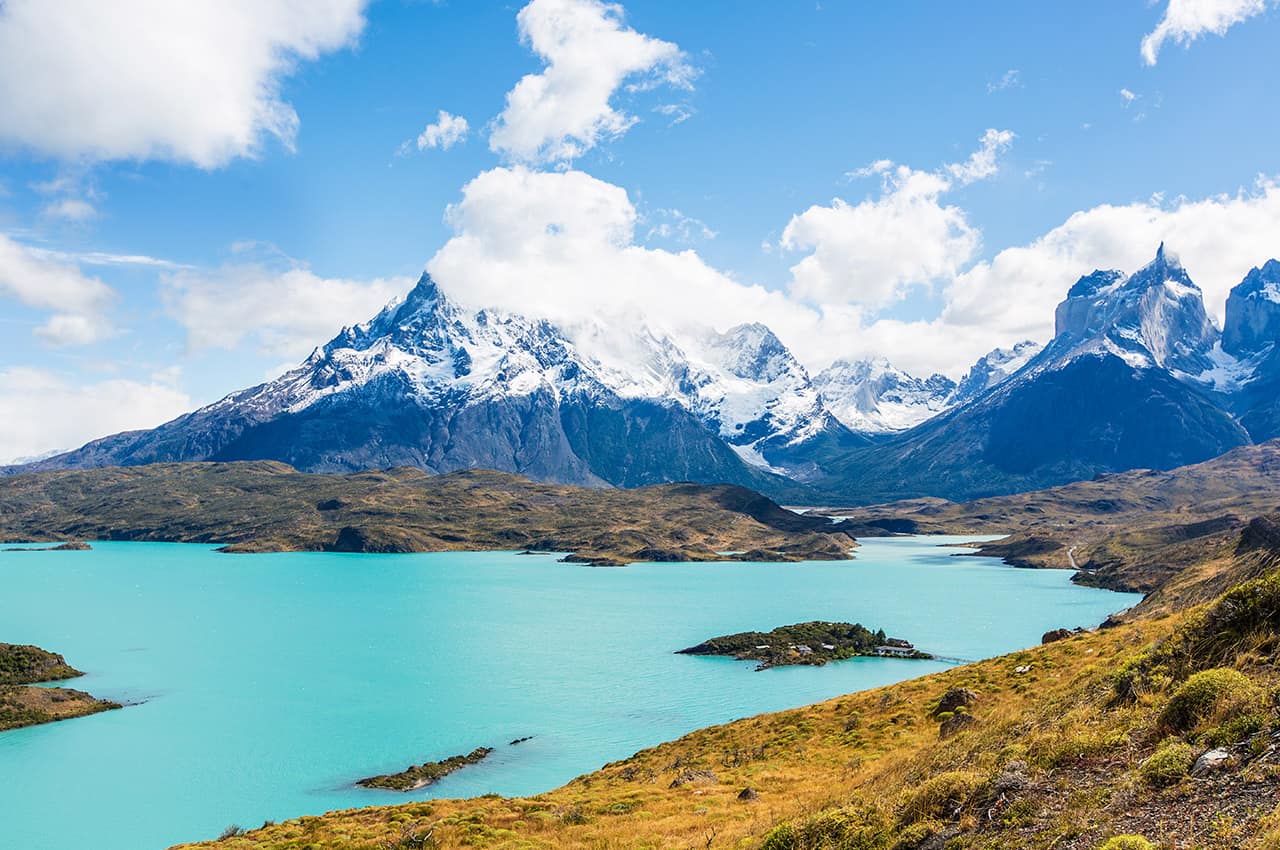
357 747 493 792
1223 260 1280 357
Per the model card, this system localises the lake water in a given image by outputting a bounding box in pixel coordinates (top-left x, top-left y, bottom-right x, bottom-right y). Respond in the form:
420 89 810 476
0 538 1140 850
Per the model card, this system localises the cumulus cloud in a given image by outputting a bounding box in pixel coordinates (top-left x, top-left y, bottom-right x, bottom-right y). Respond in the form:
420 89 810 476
428 165 856 367
0 234 116 345
1141 0 1270 65
162 260 412 359
0 0 368 167
0 367 191 464
850 179 1280 377
779 130 1013 308
412 111 470 152
423 161 1280 383
489 0 695 165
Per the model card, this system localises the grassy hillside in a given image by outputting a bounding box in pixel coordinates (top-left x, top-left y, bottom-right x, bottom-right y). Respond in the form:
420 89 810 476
171 476 1280 849
0 462 854 565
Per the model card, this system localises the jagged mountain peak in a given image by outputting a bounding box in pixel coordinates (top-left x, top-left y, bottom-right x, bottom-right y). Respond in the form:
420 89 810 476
1049 244 1219 374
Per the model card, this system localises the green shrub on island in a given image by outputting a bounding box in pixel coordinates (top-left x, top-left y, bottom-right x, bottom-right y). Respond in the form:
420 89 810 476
677 621 929 669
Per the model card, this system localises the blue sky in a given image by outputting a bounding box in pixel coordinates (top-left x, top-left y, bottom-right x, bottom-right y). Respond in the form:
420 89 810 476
0 0 1278 462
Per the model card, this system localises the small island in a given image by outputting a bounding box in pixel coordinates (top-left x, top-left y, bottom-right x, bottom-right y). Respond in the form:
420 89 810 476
0 643 120 731
357 746 494 791
677 621 931 670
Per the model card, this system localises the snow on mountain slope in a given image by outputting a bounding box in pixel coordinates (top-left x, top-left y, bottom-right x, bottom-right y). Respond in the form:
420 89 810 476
813 357 956 433
1046 244 1220 376
950 341 1042 405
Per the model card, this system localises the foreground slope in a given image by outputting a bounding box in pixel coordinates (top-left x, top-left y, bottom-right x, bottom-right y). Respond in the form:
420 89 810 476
178 507 1280 850
0 462 853 564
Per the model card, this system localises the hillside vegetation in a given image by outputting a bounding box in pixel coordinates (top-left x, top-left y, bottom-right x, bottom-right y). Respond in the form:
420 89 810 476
0 462 854 565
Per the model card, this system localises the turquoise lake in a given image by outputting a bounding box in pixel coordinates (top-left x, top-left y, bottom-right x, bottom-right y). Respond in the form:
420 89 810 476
0 538 1141 850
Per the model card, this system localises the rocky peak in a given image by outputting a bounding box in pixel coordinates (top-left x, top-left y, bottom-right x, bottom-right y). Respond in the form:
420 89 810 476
1224 259 1280 357
706 323 795 382
951 340 1043 405
1048 245 1219 374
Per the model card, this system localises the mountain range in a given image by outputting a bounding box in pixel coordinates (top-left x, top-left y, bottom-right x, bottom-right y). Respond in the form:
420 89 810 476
7 245 1277 503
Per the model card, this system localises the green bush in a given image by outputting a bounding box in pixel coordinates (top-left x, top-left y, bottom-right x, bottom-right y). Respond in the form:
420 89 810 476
759 806 890 850
1139 740 1194 787
1096 836 1155 850
1160 668 1259 733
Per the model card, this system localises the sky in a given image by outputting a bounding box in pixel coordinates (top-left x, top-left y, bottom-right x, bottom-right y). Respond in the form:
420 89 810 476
0 0 1278 463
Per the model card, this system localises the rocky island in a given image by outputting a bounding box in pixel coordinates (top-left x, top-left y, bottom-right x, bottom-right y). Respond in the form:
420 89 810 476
677 621 931 670
0 643 120 731
357 747 494 791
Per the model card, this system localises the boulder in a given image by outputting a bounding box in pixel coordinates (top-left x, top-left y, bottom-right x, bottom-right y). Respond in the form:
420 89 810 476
930 688 978 717
1191 748 1233 776
670 769 719 788
1042 628 1074 644
737 787 759 801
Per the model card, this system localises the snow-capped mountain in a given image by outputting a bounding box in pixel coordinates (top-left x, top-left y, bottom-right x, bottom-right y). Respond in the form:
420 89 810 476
1046 244 1219 375
1222 259 1280 440
11 247 1277 504
950 341 1042 406
813 358 956 433
13 273 848 493
812 246 1254 504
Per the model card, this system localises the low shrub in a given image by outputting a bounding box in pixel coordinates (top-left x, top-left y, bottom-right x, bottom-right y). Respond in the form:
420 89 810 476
1139 740 1194 787
1160 668 1260 734
1096 836 1155 850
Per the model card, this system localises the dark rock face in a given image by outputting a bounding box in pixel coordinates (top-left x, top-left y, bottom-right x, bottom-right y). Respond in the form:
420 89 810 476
1224 260 1280 357
1041 628 1075 644
979 355 1247 476
931 688 978 718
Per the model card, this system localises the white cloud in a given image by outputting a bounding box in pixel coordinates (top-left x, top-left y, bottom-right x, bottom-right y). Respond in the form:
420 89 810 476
423 160 1280 385
0 367 191 465
413 110 470 152
946 128 1016 186
780 130 1012 307
1119 88 1138 106
489 0 695 165
987 69 1021 93
653 103 695 126
0 234 116 345
1141 0 1270 65
428 165 857 368
162 261 412 359
40 198 97 221
644 208 716 243
0 0 368 167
